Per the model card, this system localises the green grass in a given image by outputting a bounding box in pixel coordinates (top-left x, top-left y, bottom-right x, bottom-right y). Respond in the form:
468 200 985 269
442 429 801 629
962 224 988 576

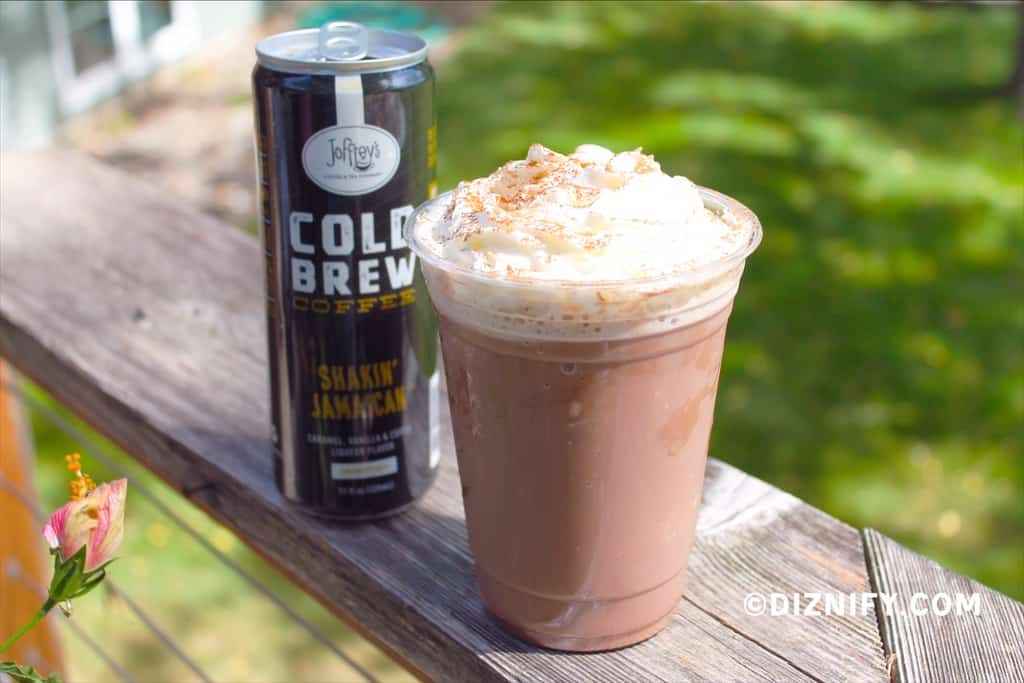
22 1 1023 680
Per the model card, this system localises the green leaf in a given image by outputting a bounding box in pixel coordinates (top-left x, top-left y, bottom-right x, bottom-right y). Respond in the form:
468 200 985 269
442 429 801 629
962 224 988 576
69 570 106 600
83 557 117 578
47 557 78 602
48 545 91 602
0 660 64 683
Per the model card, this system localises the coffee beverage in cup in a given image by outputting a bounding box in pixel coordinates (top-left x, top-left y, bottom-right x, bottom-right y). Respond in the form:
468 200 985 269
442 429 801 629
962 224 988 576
409 144 761 651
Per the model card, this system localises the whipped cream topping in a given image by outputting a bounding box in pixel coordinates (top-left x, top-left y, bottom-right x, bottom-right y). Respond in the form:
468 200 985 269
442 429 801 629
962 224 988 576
415 144 751 283
410 144 761 340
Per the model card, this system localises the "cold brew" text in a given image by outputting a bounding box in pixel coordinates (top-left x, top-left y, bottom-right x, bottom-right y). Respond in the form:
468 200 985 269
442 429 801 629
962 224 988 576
289 206 415 296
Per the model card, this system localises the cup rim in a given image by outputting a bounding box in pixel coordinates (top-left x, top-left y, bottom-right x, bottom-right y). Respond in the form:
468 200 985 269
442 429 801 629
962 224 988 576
406 186 762 291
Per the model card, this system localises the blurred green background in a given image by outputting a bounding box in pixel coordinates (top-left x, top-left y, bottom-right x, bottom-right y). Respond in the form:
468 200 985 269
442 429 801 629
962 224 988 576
16 0 1023 681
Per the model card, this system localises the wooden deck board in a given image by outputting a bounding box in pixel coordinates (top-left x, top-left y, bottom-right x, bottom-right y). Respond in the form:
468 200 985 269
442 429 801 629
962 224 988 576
864 529 1024 683
0 150 887 682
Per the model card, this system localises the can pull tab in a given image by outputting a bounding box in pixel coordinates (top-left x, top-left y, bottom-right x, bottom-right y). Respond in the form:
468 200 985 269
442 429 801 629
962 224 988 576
319 21 368 61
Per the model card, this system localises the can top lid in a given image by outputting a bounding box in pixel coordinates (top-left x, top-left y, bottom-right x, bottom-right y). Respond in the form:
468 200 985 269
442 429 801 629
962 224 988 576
256 22 428 74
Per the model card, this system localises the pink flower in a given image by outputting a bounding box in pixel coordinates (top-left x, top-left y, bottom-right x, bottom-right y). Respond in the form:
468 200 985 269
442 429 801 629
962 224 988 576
43 479 127 572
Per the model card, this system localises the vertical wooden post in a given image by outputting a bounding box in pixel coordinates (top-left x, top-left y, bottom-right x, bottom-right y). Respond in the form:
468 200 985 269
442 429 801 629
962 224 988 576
0 361 64 677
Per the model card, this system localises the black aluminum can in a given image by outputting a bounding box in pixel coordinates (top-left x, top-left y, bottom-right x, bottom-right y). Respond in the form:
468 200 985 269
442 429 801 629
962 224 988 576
254 23 438 519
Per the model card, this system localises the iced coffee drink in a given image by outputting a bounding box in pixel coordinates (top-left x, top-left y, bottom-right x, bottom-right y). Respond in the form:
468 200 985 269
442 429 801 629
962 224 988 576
409 144 761 651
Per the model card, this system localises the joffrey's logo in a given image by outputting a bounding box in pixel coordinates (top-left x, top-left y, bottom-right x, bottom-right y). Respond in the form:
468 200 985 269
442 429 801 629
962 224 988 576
302 124 400 195
327 137 380 171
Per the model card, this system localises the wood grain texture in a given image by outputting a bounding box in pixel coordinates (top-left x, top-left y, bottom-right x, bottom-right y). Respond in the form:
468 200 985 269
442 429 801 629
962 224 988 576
0 150 886 682
864 529 1024 683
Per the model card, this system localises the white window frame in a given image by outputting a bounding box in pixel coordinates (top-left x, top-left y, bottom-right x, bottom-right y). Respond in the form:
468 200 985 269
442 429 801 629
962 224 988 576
45 0 201 116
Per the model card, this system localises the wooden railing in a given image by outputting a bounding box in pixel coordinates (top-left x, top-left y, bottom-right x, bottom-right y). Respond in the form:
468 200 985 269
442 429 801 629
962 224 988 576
1 150 1021 682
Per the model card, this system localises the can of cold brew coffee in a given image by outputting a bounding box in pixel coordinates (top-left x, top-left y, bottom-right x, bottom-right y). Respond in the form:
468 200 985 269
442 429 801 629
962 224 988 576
253 22 439 519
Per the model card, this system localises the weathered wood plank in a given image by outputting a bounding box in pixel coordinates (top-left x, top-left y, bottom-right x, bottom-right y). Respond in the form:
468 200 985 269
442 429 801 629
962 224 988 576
0 150 885 681
864 529 1024 683
690 465 887 682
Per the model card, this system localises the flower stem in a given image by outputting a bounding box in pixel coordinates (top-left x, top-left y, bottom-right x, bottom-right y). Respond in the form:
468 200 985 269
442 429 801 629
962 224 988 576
0 599 55 654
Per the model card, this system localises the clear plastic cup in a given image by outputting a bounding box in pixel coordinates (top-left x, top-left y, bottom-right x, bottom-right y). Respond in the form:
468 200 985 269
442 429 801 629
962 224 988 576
408 188 761 651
